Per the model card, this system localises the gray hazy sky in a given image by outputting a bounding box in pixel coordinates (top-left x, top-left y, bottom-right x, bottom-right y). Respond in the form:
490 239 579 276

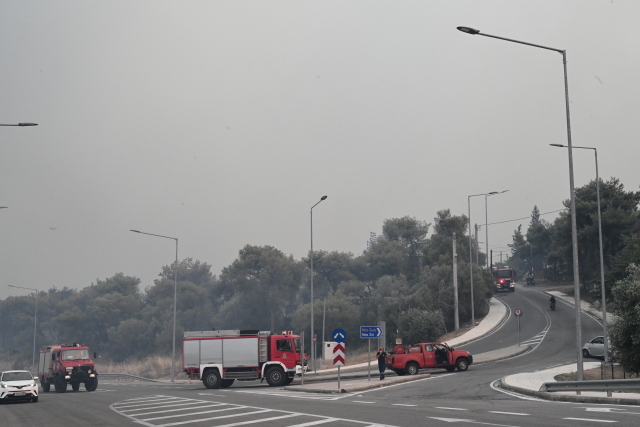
1 1 638 300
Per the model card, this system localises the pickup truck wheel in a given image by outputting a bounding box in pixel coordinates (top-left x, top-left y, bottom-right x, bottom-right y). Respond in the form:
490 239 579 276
456 358 469 371
42 381 50 392
395 369 406 376
406 363 419 375
446 366 456 372
203 370 222 389
266 367 287 387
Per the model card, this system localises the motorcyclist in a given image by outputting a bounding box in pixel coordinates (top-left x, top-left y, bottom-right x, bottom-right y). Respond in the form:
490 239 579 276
549 295 556 309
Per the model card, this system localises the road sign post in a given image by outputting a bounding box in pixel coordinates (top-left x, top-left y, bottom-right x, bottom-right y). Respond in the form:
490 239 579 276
331 329 346 390
514 309 523 346
360 326 382 382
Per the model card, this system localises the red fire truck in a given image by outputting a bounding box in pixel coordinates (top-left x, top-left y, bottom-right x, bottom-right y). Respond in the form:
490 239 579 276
493 267 516 292
38 343 98 393
182 330 307 389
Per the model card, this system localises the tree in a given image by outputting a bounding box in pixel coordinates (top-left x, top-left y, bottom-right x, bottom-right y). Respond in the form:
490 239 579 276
301 251 357 301
398 309 446 345
215 245 303 331
608 264 640 374
424 209 470 266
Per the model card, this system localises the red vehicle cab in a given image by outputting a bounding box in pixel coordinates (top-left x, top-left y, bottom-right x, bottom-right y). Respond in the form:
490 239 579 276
493 267 516 292
385 342 473 375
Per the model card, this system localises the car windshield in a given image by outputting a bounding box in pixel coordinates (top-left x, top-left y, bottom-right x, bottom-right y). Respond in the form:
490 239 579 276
1 372 33 381
62 349 90 360
493 270 513 278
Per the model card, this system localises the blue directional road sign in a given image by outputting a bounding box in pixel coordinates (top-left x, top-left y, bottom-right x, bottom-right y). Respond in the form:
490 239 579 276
332 328 346 343
360 326 383 339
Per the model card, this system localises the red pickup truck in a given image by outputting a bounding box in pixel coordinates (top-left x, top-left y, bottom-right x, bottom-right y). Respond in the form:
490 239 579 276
385 342 473 375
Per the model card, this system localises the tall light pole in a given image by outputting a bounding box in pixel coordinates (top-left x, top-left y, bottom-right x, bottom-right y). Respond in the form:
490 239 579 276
131 229 179 382
551 143 608 361
468 191 497 327
0 123 38 127
458 26 583 380
310 195 327 374
8 285 38 370
485 190 509 270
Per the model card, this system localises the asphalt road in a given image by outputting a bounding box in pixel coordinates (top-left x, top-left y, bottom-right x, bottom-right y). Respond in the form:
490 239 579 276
2 283 637 427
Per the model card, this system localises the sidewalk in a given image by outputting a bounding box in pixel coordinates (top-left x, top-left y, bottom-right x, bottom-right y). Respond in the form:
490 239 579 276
501 362 640 405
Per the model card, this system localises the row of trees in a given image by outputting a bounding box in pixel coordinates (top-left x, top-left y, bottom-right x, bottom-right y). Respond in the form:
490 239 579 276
1 210 494 367
507 177 640 297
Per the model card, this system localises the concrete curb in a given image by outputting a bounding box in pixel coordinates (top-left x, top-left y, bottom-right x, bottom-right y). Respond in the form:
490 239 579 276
499 377 640 406
283 373 432 394
447 297 510 348
474 345 531 365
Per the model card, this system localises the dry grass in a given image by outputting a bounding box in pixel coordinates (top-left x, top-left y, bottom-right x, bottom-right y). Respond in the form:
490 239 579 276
95 355 175 380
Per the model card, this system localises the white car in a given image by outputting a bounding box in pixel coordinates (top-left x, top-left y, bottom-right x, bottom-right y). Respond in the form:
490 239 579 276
582 336 606 359
0 370 39 403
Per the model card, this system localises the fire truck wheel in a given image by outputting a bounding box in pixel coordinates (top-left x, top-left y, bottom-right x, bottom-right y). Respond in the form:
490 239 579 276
456 358 469 371
220 379 235 388
284 376 294 385
446 366 456 372
406 363 419 375
85 378 98 392
395 369 406 376
42 381 51 392
71 382 80 392
265 367 287 387
54 376 67 393
202 370 222 389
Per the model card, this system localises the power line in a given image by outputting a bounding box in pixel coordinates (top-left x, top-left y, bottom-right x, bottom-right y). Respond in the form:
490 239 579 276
484 208 567 226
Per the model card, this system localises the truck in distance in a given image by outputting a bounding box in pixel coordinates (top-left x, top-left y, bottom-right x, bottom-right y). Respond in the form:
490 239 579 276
38 343 98 393
182 329 307 389
493 267 516 292
385 342 473 375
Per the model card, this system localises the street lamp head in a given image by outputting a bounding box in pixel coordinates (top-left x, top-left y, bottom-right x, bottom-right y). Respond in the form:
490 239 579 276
550 144 565 148
18 123 38 127
320 195 328 201
457 26 480 35
488 192 499 195
130 229 140 233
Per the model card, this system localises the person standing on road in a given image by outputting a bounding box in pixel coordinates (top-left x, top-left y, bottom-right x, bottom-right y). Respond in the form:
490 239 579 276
376 347 387 380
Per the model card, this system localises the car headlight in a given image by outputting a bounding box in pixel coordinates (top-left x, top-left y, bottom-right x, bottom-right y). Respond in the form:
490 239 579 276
0 384 6 388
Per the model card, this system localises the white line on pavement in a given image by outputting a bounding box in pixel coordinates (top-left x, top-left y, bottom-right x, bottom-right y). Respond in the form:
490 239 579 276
128 403 228 417
563 418 617 423
352 401 376 404
435 407 468 410
157 409 272 427
488 411 529 416
392 404 417 407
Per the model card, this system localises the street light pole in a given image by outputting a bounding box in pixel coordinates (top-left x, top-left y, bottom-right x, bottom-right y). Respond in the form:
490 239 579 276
8 285 38 370
485 190 509 270
551 143 608 361
468 191 497 327
131 229 179 382
458 26 583 380
310 195 327 374
0 123 38 126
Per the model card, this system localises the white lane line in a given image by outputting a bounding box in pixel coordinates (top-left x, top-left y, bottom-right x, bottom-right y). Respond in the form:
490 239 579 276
128 403 228 417
488 411 529 416
157 409 272 427
142 406 247 421
114 397 192 409
563 418 617 423
489 379 546 402
392 404 417 407
286 419 338 427
429 417 518 427
120 395 166 402
435 407 468 410
213 413 300 427
353 401 376 404
120 401 204 412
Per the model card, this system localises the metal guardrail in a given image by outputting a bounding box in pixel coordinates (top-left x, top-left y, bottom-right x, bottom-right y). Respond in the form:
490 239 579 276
540 378 640 393
99 373 167 383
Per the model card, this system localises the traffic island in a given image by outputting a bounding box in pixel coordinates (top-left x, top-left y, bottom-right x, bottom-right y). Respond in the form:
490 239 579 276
284 373 432 394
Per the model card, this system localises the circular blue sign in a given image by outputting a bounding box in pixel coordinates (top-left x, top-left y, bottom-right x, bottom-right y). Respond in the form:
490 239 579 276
331 328 346 343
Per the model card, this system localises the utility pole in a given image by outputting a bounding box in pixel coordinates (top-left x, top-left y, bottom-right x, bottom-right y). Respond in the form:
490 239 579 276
453 233 459 331
474 224 479 266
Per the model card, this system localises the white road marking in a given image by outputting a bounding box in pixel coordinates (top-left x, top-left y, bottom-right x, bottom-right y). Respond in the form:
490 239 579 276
286 419 338 427
489 380 546 402
198 393 226 396
353 401 376 404
141 406 249 422
119 401 203 412
429 417 518 427
128 403 227 417
392 404 417 407
563 418 617 423
158 409 273 426
488 411 529 416
435 407 468 411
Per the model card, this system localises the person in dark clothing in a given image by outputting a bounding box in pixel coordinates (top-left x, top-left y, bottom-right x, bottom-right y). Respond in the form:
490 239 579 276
376 347 387 380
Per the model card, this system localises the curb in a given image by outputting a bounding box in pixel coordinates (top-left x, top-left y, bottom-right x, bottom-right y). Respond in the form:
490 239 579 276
449 297 510 348
283 373 431 394
499 377 640 406
474 345 532 365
